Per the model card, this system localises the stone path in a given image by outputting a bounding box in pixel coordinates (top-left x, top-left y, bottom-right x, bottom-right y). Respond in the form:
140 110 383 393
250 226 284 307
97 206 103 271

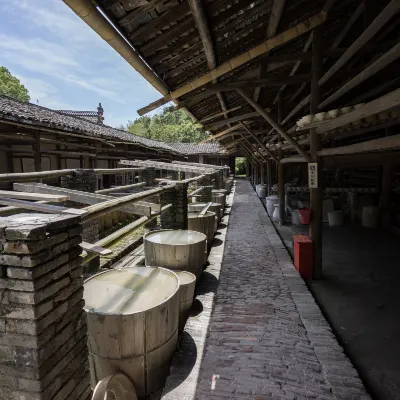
163 179 370 400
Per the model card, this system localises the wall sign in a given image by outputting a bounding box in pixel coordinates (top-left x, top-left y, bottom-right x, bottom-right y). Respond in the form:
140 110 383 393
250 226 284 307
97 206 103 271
308 162 318 188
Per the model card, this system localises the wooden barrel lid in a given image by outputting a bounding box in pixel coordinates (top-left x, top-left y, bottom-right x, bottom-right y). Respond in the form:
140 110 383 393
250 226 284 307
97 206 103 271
145 230 206 245
84 267 179 315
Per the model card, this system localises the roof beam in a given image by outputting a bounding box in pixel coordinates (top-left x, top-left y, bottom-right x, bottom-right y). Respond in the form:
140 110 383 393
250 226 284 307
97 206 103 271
274 1 362 104
188 0 232 125
199 106 242 123
237 89 311 161
282 0 400 125
315 88 400 134
207 75 311 92
137 11 327 115
240 123 277 163
318 40 400 109
204 109 271 130
288 2 364 104
254 0 286 101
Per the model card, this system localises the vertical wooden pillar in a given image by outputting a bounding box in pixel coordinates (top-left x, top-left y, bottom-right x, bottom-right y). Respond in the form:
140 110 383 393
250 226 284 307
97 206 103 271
380 163 392 227
33 132 42 172
278 92 285 223
260 162 265 184
267 159 272 196
6 144 14 174
309 26 323 279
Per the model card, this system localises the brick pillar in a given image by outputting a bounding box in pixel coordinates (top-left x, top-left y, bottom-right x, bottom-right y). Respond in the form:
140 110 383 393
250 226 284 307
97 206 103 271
197 174 213 202
61 169 99 273
0 213 90 400
142 167 156 186
160 182 188 230
61 169 96 193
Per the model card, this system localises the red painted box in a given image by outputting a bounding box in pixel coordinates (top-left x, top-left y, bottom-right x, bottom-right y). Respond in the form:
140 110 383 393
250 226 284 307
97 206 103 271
293 235 313 279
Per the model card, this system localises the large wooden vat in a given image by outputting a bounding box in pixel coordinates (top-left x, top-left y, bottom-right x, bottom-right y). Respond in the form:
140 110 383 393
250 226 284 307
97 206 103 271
188 202 222 228
174 271 196 332
212 192 225 209
144 229 207 277
188 211 216 246
84 267 180 397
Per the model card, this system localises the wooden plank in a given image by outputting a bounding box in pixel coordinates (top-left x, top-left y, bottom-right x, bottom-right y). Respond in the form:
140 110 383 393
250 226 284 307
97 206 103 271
83 186 171 222
80 242 113 256
95 182 146 194
318 134 400 156
0 190 69 202
315 88 400 134
13 183 152 217
199 202 212 216
137 11 327 115
0 198 87 216
318 40 400 109
0 200 50 216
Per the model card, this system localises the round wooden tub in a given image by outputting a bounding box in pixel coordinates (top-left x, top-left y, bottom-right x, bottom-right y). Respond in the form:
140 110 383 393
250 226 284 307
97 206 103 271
188 211 216 246
144 229 207 277
84 267 180 397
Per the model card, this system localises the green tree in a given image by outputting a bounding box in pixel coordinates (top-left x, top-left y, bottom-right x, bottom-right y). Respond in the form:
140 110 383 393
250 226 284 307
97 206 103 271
123 106 208 143
0 67 30 102
235 157 246 176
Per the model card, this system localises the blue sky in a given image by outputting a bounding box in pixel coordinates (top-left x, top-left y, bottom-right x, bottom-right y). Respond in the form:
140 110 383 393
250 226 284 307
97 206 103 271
0 0 163 127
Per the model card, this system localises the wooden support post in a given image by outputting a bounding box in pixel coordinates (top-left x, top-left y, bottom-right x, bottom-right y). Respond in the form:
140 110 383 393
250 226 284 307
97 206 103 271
260 162 265 184
380 163 392 227
309 26 323 279
33 132 42 172
267 159 272 196
278 92 285 224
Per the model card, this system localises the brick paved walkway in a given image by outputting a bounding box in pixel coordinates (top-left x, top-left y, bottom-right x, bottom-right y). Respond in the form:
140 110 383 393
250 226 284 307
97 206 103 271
163 179 370 400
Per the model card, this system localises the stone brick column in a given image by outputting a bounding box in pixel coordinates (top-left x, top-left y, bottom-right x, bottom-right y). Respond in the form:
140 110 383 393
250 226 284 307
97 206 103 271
142 167 156 186
61 169 99 274
160 182 188 230
197 174 213 202
61 169 97 193
0 213 90 400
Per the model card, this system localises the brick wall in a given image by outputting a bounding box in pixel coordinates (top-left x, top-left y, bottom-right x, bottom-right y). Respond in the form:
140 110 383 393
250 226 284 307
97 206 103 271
0 213 90 400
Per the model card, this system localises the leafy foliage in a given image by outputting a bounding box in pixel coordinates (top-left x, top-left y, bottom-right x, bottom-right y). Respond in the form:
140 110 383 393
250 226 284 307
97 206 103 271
121 106 208 143
0 67 30 102
235 157 246 175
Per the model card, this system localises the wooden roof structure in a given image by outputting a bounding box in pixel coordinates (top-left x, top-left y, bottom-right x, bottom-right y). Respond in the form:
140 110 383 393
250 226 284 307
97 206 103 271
63 0 400 162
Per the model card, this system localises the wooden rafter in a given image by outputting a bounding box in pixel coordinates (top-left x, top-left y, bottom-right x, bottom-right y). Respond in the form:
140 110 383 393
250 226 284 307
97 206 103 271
240 124 272 163
199 106 242 123
274 1 362 104
188 0 232 125
207 75 311 92
282 0 400 125
318 40 400 109
254 0 286 102
137 11 328 115
237 89 311 161
204 108 271 130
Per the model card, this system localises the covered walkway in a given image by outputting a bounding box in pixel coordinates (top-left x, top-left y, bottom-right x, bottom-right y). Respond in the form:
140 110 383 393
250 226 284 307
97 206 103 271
163 179 370 400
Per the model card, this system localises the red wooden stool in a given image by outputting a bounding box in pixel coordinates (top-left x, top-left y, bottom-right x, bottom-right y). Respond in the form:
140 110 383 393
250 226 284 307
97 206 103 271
293 235 313 279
